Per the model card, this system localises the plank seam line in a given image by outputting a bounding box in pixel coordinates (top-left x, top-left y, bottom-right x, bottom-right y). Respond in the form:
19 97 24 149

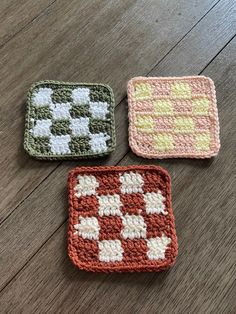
145 0 221 76
0 0 57 50
0 216 66 295
199 34 236 74
0 162 62 226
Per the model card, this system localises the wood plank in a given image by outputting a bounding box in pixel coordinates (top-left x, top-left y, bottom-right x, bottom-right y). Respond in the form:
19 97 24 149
0 0 55 46
0 0 234 304
0 0 235 304
149 0 236 76
1 35 235 314
0 0 218 222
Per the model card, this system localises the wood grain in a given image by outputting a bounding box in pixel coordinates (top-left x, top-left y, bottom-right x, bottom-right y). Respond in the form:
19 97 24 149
0 1 233 290
0 0 235 312
148 0 236 76
1 35 235 314
0 0 218 222
0 0 55 46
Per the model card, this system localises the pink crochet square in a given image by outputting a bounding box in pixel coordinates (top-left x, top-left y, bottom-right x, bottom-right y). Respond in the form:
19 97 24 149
127 76 220 158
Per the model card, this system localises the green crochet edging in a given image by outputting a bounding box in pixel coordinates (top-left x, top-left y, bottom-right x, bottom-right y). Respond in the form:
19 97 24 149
24 80 116 160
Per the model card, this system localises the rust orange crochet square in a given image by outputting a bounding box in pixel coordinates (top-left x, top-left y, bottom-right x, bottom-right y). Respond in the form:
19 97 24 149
127 76 220 158
68 165 178 272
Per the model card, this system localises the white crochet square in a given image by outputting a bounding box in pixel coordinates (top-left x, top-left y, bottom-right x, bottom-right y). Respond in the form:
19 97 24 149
74 175 99 198
98 240 124 262
146 234 171 260
70 117 90 137
49 135 71 154
72 88 90 104
143 191 168 215
50 102 71 120
89 102 109 120
32 88 53 107
119 172 144 194
121 214 146 239
89 133 110 153
98 194 122 216
31 119 52 137
74 216 100 240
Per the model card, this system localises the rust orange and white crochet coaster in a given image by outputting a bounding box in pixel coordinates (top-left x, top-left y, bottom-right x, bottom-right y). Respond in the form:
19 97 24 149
68 165 178 272
127 76 220 158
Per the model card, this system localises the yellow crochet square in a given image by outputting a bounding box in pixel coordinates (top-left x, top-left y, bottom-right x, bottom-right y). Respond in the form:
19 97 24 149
195 133 211 150
135 115 154 133
174 117 194 133
171 82 192 99
134 83 152 100
154 100 173 116
154 134 174 151
192 98 210 115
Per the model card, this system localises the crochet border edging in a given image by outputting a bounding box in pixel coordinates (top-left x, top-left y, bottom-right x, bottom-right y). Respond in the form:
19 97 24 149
127 76 220 159
24 80 116 160
68 165 178 272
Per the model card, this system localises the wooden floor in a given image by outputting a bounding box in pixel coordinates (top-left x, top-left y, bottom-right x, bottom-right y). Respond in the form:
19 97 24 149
0 0 235 313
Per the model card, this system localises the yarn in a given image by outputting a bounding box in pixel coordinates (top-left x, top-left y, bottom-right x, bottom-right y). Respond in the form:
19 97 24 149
68 165 178 272
127 76 220 158
24 81 116 159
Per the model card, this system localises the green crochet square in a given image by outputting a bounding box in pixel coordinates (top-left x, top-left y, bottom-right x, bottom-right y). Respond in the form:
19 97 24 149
24 81 116 159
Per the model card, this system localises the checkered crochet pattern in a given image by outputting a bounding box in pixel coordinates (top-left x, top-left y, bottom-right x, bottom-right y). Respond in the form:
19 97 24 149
68 165 178 272
24 81 116 159
128 76 220 158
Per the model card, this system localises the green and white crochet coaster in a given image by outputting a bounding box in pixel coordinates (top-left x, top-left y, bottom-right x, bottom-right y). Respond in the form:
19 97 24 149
24 81 116 159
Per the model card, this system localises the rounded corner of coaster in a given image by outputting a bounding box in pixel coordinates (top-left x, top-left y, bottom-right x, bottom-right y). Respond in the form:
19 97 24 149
128 137 148 158
23 138 33 158
23 134 43 160
200 75 215 85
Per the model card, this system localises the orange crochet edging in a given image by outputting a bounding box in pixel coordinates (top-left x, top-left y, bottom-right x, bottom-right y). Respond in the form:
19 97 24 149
127 76 220 159
68 165 178 272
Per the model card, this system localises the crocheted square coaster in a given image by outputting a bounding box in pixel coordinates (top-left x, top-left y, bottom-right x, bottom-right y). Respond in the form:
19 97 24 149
68 165 178 272
24 81 116 159
127 76 220 158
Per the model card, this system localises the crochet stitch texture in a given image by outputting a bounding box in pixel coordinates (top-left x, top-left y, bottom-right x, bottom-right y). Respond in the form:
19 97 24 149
68 165 178 272
24 81 116 159
127 76 220 158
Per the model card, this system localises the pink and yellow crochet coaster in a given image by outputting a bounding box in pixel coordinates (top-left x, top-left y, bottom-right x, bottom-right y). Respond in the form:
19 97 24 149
68 165 178 272
127 76 220 158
